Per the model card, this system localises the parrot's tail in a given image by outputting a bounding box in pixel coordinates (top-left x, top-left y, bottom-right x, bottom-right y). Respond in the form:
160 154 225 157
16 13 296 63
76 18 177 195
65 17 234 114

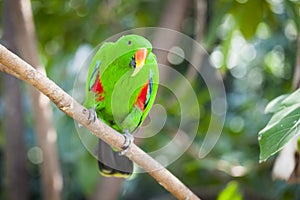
96 139 133 178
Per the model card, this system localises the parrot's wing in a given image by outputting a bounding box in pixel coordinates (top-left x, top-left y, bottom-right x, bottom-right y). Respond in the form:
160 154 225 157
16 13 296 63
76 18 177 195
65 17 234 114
83 58 105 110
138 58 159 126
88 60 100 91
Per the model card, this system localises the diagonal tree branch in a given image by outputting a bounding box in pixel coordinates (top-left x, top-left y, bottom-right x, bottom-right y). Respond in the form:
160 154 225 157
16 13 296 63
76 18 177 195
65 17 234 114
0 44 200 200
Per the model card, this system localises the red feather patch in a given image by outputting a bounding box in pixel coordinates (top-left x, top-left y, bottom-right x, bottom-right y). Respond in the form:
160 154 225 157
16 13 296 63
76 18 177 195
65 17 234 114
135 81 149 111
91 74 104 101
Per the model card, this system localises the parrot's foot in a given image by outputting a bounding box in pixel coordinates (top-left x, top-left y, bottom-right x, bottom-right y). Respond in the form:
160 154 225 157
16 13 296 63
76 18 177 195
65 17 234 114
119 130 134 155
87 108 97 124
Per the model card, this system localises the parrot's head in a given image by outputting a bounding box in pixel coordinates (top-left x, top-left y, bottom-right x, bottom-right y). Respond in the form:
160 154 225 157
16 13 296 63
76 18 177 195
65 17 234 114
116 35 153 77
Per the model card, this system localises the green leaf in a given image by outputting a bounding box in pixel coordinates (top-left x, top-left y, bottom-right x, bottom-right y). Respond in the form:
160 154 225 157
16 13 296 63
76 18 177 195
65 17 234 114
281 88 300 107
217 181 243 200
259 103 300 162
264 88 300 114
259 88 300 162
231 0 265 40
265 94 289 114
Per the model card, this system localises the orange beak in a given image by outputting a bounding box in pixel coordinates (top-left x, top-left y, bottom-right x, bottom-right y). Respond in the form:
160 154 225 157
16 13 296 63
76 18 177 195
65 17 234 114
132 48 148 77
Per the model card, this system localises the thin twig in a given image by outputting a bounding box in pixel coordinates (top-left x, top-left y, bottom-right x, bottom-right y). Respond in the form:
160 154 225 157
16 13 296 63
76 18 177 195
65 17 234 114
0 44 200 200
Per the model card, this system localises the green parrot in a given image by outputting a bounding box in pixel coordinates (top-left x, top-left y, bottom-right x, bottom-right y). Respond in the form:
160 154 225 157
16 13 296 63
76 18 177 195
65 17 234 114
83 34 159 178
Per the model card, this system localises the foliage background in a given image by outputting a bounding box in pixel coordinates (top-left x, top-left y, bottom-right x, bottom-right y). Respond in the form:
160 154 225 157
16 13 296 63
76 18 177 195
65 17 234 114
0 0 299 199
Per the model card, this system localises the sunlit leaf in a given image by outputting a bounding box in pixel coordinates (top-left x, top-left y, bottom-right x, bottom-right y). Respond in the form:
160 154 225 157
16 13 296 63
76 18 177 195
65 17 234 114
259 89 300 162
282 88 300 106
265 88 300 114
231 0 265 40
265 94 289 114
217 181 243 200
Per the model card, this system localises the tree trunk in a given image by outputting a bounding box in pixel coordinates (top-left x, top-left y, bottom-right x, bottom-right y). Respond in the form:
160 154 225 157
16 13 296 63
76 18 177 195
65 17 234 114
1 1 30 200
2 0 63 199
2 74 29 200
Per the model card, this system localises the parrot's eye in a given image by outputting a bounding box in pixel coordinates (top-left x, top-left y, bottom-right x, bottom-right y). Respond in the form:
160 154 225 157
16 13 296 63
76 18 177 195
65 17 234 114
129 57 136 68
128 41 132 45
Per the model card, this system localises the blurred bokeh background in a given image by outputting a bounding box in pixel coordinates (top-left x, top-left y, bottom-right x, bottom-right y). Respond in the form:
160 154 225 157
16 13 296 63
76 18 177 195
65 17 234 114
0 0 299 199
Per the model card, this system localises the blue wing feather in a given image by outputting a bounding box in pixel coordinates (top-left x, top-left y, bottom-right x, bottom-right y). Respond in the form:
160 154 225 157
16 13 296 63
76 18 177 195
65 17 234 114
144 69 153 107
88 60 101 91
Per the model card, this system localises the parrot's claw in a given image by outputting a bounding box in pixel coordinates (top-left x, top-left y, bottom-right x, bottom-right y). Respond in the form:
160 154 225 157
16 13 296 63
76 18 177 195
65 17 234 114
119 130 134 155
88 108 97 124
